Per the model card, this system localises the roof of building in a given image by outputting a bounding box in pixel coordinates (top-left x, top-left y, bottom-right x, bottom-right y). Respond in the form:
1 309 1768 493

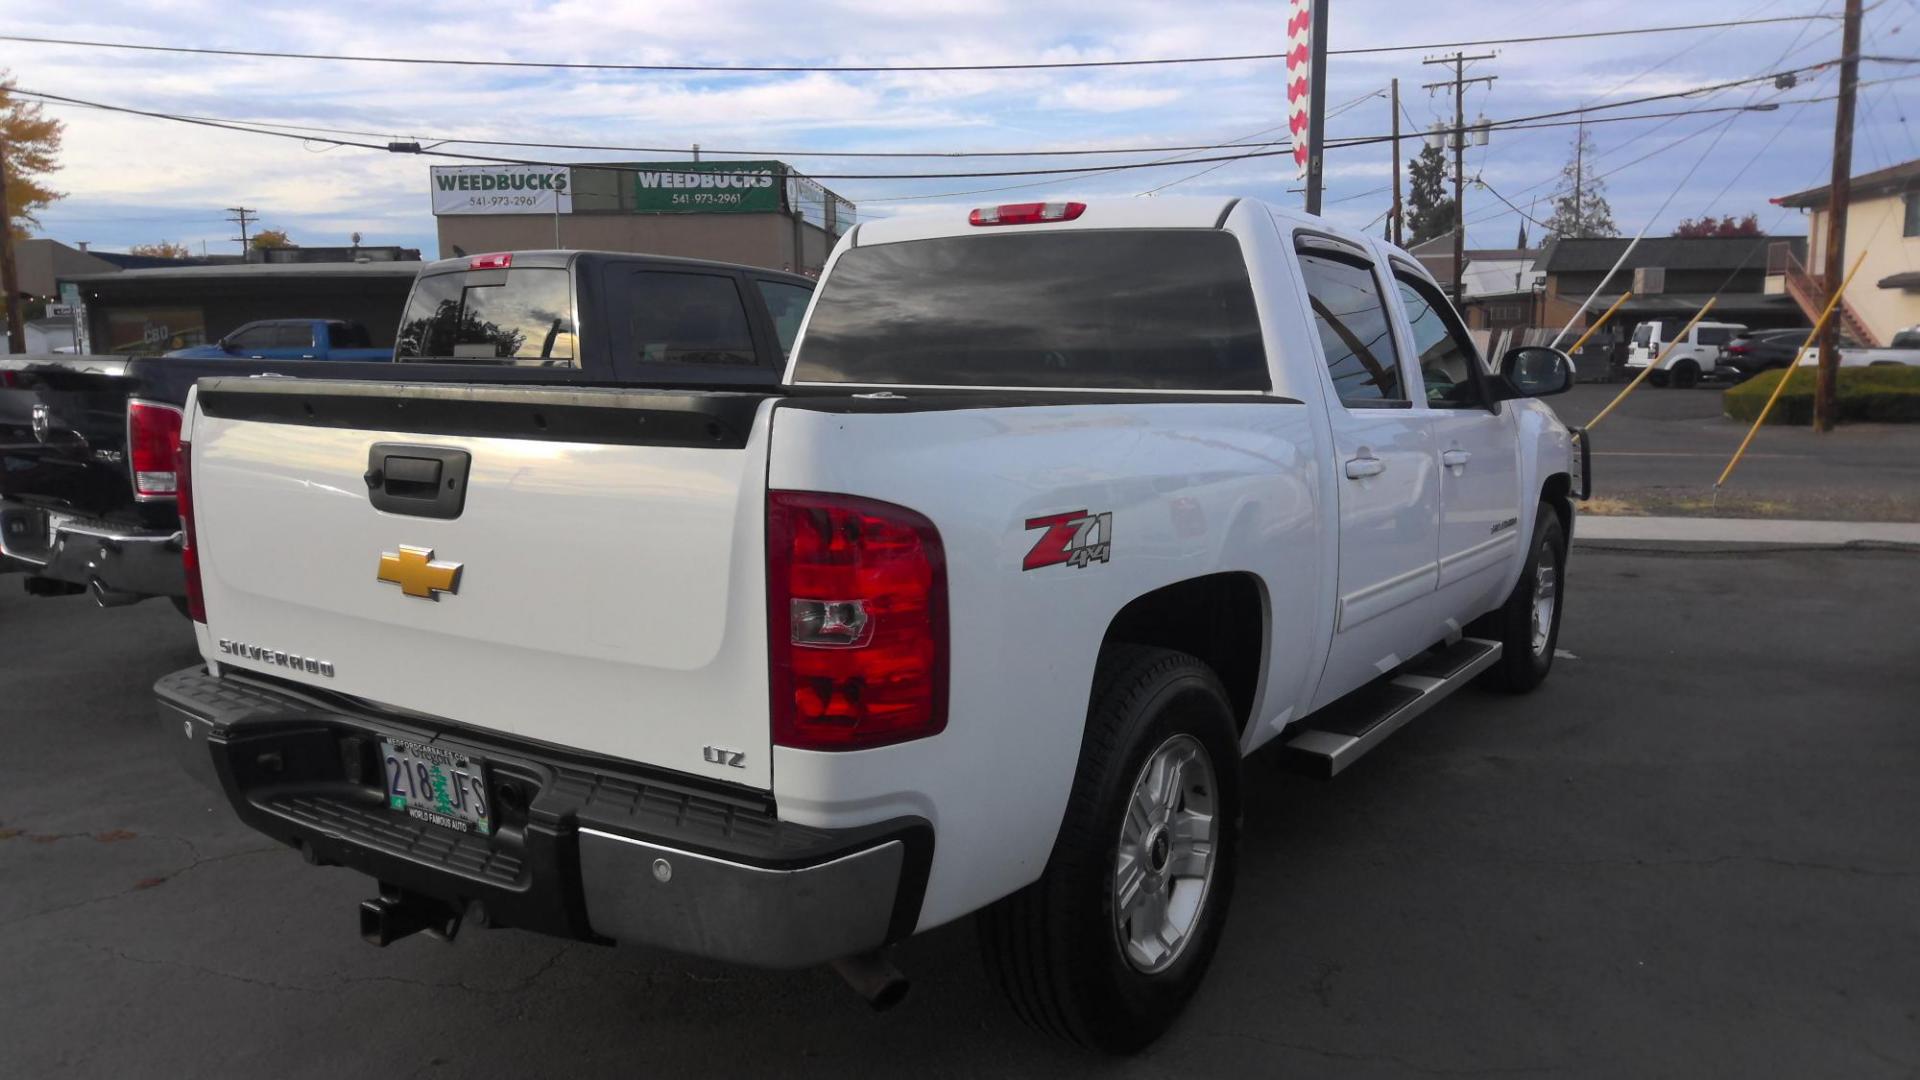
1591 292 1802 315
1539 235 1804 274
1774 158 1920 209
62 261 421 284
1879 270 1920 290
86 251 239 270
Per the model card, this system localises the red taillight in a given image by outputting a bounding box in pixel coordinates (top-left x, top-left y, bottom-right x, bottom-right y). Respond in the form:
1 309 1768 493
968 201 1086 227
767 491 947 751
1728 344 1750 355
469 252 513 270
127 399 184 498
175 437 206 623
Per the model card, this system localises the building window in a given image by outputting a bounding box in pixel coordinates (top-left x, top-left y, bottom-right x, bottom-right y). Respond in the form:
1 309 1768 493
1906 192 1920 238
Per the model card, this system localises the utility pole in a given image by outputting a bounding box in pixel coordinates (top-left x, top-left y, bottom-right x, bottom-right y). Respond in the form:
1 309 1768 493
227 206 256 256
1424 52 1496 300
0 141 24 354
1390 78 1403 246
1572 121 1585 236
1303 0 1331 215
1816 0 1863 434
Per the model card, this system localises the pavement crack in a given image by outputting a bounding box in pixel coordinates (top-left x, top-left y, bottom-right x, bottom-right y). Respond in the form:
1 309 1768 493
57 940 326 996
0 845 283 929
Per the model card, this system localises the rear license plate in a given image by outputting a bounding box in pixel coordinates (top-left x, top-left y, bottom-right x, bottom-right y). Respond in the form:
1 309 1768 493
381 739 491 835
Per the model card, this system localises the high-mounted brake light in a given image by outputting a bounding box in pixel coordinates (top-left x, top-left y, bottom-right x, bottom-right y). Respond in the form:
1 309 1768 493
175 437 206 623
127 399 184 499
469 252 513 270
969 201 1086 227
767 491 948 751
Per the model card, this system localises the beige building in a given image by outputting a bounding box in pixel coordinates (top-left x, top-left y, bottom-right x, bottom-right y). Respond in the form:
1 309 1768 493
1774 159 1920 345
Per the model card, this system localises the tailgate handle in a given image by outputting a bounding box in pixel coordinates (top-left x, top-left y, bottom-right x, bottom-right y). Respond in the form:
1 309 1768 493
365 444 470 520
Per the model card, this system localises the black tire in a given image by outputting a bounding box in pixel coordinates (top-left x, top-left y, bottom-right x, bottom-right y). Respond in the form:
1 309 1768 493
1647 369 1671 388
978 645 1241 1054
1472 507 1567 694
1671 359 1701 389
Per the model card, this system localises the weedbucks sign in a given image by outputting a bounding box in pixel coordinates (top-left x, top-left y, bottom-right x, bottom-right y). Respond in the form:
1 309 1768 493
632 161 783 213
431 165 572 215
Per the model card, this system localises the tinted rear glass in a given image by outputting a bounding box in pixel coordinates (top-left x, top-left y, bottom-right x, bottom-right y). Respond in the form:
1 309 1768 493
1632 324 1654 348
395 268 576 365
1696 327 1734 346
793 230 1268 390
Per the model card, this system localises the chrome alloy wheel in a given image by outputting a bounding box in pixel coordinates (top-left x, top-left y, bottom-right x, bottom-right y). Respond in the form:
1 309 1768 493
1530 542 1559 657
1113 733 1218 974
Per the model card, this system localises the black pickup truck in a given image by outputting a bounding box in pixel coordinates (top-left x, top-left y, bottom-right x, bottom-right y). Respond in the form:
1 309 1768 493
1 250 814 609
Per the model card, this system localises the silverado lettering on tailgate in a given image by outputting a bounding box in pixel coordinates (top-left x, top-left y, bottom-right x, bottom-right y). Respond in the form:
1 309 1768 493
217 639 336 678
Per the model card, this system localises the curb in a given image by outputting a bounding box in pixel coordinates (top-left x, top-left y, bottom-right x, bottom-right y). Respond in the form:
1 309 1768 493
1574 515 1920 549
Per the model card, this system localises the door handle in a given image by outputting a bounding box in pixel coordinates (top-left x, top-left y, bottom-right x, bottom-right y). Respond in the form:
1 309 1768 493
1442 449 1472 468
1344 454 1386 480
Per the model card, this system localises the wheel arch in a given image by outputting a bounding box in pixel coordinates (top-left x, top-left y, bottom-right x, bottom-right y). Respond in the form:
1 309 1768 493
1098 571 1269 739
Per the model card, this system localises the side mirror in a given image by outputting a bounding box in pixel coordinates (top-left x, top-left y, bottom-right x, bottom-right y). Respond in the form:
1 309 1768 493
218 337 236 353
1499 346 1575 398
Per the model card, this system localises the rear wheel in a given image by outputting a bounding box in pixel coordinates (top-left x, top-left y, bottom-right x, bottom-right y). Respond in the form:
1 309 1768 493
1472 507 1566 694
1647 369 1671 388
978 645 1240 1054
1671 359 1701 389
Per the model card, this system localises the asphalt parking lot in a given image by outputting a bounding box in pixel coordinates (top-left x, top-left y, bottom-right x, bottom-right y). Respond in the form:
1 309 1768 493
1548 382 1920 521
4 544 1918 1078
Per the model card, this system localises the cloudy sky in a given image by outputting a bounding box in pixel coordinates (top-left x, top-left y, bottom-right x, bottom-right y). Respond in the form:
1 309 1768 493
2 0 1913 258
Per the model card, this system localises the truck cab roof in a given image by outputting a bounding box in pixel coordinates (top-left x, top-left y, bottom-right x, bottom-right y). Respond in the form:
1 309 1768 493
416 249 814 286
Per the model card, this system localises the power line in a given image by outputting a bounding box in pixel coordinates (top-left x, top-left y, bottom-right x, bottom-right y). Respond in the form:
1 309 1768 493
0 16 1839 73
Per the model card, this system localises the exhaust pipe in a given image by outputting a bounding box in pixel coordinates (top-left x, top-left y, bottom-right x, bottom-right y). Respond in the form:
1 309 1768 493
88 577 144 608
831 949 910 1012
359 887 463 947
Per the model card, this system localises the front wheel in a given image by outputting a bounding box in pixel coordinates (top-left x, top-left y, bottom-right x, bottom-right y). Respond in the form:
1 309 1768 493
1472 507 1567 694
978 645 1241 1054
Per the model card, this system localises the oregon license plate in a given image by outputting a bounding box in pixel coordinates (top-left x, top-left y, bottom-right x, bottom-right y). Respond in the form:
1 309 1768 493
381 739 491 835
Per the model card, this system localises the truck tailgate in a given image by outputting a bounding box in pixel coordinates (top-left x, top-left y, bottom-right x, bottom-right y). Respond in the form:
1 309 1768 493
0 355 139 515
189 379 778 790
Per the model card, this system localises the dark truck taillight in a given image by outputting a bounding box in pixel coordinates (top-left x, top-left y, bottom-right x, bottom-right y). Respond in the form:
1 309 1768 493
767 491 947 751
175 437 206 623
127 399 185 498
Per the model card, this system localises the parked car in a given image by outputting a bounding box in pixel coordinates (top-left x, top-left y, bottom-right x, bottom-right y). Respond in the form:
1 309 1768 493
1 251 812 608
1625 319 1747 387
166 319 394 362
1793 326 1920 367
156 198 1588 1053
1724 327 1817 379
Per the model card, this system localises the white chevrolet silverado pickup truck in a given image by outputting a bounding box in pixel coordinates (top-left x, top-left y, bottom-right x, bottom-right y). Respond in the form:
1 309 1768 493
157 197 1590 1052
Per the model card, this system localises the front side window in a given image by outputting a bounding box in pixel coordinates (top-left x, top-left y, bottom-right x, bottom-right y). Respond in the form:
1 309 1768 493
273 323 314 349
627 272 757 366
1297 249 1405 407
1395 274 1487 409
395 267 575 365
794 230 1268 390
226 323 276 350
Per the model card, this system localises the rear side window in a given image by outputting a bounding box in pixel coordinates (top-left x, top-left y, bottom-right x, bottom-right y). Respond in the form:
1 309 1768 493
395 268 576 365
1695 327 1734 347
794 230 1268 390
627 272 756 366
1297 250 1405 407
756 280 812 357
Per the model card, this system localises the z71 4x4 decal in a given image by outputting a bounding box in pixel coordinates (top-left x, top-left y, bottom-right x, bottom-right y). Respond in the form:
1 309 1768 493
1023 510 1114 571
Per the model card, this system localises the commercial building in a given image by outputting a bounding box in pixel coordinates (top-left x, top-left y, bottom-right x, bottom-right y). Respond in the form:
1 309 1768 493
429 161 854 274
1773 158 1920 346
1535 235 1808 335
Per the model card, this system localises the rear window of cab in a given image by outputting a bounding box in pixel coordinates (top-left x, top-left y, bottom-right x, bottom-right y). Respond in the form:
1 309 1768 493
792 230 1269 391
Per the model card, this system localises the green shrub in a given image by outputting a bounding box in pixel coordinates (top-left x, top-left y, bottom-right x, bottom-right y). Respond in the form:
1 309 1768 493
1723 365 1920 424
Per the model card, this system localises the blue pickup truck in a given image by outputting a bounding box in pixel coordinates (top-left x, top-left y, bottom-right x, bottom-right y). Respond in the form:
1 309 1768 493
165 319 393 362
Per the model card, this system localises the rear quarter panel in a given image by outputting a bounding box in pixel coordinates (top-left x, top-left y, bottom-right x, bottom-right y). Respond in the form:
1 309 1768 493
766 398 1326 931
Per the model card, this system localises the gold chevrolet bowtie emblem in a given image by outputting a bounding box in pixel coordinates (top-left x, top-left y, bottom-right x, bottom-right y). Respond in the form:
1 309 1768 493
377 545 463 600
